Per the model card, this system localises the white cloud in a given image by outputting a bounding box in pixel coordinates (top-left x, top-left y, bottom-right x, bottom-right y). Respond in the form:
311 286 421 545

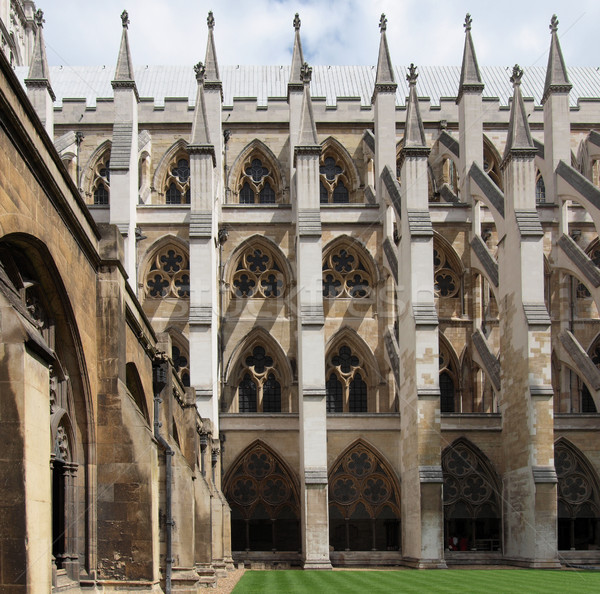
40 0 598 68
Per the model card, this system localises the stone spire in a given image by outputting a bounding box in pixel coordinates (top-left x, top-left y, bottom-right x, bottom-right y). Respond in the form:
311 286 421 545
204 11 221 84
403 64 427 149
289 13 305 88
113 10 136 83
25 9 55 99
297 62 318 147
374 14 396 88
189 62 213 151
542 14 571 104
457 13 483 101
503 65 535 160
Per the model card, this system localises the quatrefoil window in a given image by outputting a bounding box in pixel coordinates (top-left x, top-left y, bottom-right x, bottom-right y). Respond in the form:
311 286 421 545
232 247 285 299
145 245 190 299
322 246 372 299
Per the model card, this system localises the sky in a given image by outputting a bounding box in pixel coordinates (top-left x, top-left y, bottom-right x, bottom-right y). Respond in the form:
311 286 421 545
40 0 599 70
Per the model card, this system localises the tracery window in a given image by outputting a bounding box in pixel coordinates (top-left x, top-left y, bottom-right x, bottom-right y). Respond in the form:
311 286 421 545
237 156 279 204
164 155 190 204
145 244 190 299
237 346 282 413
328 441 401 551
172 343 190 387
555 440 600 550
232 246 285 299
434 246 460 299
326 345 368 413
93 154 110 205
319 153 349 204
443 440 501 552
225 442 300 551
322 244 372 299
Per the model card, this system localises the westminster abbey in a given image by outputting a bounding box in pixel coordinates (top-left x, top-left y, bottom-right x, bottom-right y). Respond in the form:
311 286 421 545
2 0 600 591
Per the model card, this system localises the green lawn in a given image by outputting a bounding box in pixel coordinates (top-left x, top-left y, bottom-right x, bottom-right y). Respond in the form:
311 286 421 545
232 569 600 593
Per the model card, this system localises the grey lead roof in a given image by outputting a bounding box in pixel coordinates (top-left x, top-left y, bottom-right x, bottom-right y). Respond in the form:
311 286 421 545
15 64 600 108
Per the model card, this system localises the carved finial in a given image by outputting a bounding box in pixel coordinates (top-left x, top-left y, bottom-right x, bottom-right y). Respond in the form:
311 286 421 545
194 61 205 81
550 14 558 33
121 10 129 28
300 61 312 83
207 11 215 30
510 64 523 86
464 13 472 32
293 13 301 30
407 63 418 85
34 9 44 28
379 14 387 32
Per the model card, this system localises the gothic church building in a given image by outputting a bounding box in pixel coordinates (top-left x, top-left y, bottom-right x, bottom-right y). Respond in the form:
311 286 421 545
2 0 600 591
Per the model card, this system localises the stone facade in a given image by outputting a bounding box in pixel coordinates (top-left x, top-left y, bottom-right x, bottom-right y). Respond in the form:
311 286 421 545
3 1 600 591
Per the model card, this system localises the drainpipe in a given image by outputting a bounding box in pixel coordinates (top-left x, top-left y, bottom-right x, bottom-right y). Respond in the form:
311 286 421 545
153 355 173 593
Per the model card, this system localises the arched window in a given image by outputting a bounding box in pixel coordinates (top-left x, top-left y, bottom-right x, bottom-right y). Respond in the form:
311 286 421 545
483 138 502 190
236 346 282 413
535 170 546 204
322 243 373 299
326 345 368 413
443 440 501 552
328 441 401 551
224 442 300 552
93 154 110 205
164 155 190 204
555 440 600 550
145 244 190 299
439 339 458 413
172 342 190 388
231 246 285 299
319 152 349 204
236 156 280 204
434 244 460 299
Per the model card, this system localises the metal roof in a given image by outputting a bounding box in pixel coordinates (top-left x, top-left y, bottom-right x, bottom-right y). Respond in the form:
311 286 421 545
15 64 600 108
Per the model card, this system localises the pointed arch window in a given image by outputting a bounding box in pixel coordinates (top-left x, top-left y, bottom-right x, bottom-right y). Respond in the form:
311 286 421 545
236 346 282 413
483 140 502 190
231 246 286 299
237 156 280 204
535 170 546 204
93 154 110 205
172 343 190 387
164 155 190 204
328 442 401 551
443 441 501 551
145 244 190 299
439 340 458 413
326 345 368 413
225 442 300 551
319 153 350 204
555 440 600 550
322 243 373 299
434 245 460 299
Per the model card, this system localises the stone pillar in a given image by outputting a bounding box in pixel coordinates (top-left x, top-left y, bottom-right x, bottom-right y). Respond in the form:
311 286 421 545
499 65 558 567
294 63 331 569
396 65 445 568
